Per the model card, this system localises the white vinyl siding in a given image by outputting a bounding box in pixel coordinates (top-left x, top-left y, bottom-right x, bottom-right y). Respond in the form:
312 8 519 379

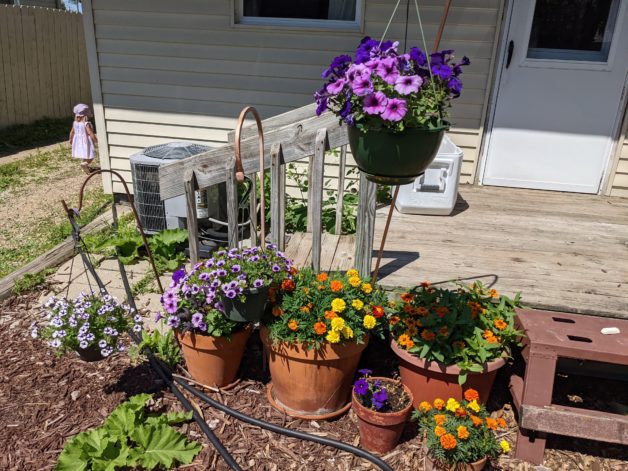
89 0 500 193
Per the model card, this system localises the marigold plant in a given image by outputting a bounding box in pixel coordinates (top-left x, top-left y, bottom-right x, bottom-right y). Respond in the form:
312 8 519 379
389 281 523 383
413 389 508 466
263 268 387 347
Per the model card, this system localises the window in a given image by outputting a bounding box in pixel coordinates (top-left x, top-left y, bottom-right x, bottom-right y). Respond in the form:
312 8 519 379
527 0 620 62
236 0 362 29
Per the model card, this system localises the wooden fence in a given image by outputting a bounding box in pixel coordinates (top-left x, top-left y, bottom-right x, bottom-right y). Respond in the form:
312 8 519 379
0 5 91 128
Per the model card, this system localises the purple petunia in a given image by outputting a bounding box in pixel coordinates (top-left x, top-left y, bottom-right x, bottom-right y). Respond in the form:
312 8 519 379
363 92 387 115
381 98 407 122
354 378 369 396
231 264 241 273
225 289 237 299
326 79 346 95
376 57 399 85
351 76 372 96
172 269 185 284
431 63 453 80
166 315 180 328
358 368 373 376
409 47 427 66
394 75 423 95
372 388 388 410
191 312 204 328
271 264 281 273
253 278 264 288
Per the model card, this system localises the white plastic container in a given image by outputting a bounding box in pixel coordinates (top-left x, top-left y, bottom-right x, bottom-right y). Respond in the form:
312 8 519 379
395 135 463 216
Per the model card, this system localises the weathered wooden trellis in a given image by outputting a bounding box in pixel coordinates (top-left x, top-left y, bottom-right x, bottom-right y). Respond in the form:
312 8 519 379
158 103 377 277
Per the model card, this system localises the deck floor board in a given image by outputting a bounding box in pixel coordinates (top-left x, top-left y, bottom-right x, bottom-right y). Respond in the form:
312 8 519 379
285 186 628 319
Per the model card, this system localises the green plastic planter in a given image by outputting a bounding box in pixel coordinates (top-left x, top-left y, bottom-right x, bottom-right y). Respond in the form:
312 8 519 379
222 286 269 323
347 125 448 185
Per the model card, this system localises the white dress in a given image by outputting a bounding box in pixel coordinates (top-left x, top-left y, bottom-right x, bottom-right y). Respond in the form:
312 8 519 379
71 120 95 160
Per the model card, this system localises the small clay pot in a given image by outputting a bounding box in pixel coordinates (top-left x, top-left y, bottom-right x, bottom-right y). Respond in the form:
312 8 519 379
352 377 413 453
391 339 505 407
177 325 252 388
424 453 488 471
75 344 104 362
261 326 367 419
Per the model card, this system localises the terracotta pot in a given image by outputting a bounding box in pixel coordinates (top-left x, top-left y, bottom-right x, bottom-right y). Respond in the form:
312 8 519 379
176 325 252 388
75 344 104 362
260 326 367 419
352 377 413 453
391 340 505 407
424 453 488 471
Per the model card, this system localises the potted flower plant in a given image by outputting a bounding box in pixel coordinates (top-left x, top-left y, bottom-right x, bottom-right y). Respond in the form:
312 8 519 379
388 281 523 406
352 369 413 453
161 265 253 389
315 37 469 184
203 245 294 323
32 292 141 361
414 389 511 470
261 268 388 419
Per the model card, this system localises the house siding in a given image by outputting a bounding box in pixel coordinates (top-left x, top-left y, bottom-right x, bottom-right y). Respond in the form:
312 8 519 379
86 0 501 194
610 138 628 198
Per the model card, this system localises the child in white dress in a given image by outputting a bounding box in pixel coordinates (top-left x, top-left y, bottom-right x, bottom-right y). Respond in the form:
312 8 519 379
69 103 98 174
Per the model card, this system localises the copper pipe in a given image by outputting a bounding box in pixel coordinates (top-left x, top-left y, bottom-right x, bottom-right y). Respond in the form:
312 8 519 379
63 169 163 294
371 0 453 283
233 106 266 245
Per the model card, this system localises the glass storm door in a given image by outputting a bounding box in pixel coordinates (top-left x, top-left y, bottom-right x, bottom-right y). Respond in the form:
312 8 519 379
482 0 628 193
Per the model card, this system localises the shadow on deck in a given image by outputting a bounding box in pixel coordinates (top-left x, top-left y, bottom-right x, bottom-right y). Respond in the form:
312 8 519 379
285 185 628 319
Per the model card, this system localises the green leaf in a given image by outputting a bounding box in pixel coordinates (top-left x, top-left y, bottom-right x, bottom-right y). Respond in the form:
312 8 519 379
132 424 201 469
56 434 90 471
458 371 468 385
145 410 192 427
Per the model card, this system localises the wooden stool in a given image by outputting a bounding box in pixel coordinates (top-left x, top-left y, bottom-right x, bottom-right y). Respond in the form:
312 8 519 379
510 309 628 465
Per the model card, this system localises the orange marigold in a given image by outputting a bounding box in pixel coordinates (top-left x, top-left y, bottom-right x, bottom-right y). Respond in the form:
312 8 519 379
433 398 445 410
404 318 416 327
281 279 295 292
313 321 327 335
330 280 344 292
400 292 415 303
389 315 400 326
420 281 431 288
416 306 429 316
440 433 457 450
455 407 467 418
482 329 495 340
434 426 447 437
464 389 479 402
470 415 483 427
486 417 498 430
318 284 325 291
324 310 337 320
457 425 470 440
405 339 415 349
403 304 414 313
421 330 436 341
434 414 447 426
494 319 508 330
288 319 299 331
372 305 385 318
290 266 298 275
272 306 284 317
487 335 500 344
418 401 432 412
489 289 499 298
497 418 508 429
317 273 329 282
299 305 310 313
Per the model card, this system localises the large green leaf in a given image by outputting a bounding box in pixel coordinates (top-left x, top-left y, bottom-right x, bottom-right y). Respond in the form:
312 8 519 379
145 410 193 427
132 424 201 469
55 434 90 471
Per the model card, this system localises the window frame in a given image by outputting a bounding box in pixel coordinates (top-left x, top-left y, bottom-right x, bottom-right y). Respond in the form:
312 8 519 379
233 0 364 31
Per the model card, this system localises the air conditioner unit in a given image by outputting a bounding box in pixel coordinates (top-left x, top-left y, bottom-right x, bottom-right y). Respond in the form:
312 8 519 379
130 142 212 233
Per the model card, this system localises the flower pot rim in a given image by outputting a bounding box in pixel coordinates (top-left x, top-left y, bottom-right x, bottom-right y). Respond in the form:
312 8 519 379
391 339 506 375
348 124 450 134
176 323 252 347
352 377 414 421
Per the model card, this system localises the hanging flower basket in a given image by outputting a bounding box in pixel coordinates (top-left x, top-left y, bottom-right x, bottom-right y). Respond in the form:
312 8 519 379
348 125 447 185
315 37 468 184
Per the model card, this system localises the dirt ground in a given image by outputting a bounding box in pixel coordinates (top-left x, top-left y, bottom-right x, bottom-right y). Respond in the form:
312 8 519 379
1 289 626 471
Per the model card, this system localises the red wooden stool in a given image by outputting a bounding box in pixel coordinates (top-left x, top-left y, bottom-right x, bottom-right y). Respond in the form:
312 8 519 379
510 309 628 465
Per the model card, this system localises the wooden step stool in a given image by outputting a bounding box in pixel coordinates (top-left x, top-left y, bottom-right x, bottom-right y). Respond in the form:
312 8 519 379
509 309 628 465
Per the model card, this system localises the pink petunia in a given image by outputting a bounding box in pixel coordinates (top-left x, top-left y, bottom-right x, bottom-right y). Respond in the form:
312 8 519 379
363 92 388 115
381 98 407 122
376 57 400 85
394 75 423 95
351 77 373 96
326 79 346 95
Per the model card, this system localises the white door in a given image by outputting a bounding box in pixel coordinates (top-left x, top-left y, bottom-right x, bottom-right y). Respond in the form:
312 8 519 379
483 0 628 193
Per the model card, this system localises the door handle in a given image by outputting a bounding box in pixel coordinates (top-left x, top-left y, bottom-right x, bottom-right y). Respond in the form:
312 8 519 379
506 40 514 68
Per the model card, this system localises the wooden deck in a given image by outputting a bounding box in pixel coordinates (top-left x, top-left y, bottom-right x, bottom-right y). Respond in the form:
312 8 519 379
284 185 628 319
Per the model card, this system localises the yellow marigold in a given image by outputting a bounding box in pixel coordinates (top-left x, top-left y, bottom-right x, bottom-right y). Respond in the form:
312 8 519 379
314 322 327 335
470 415 483 427
467 400 480 413
434 426 447 437
326 330 341 343
418 401 432 412
363 315 376 330
397 334 411 347
500 440 510 454
486 417 498 430
346 269 359 277
440 433 457 450
434 414 447 426
361 283 373 294
352 299 364 311
446 398 460 413
494 319 508 330
330 316 345 331
325 310 337 320
316 272 329 282
457 426 469 440
331 298 346 313
464 389 479 402
288 319 299 331
341 326 354 339
349 276 361 288
433 398 445 410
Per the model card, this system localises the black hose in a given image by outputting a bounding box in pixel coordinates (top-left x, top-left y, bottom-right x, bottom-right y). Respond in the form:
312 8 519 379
174 377 395 471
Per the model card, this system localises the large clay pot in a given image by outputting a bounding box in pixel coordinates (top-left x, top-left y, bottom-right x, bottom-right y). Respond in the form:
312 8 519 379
352 377 413 453
176 325 252 388
391 340 505 407
260 326 367 419
222 287 269 323
424 454 488 471
348 125 447 185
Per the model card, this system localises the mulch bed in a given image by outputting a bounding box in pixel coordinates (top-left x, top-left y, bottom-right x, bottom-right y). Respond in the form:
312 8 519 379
1 291 626 470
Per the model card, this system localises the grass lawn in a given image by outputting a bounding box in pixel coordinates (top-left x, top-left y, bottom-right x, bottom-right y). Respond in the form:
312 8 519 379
0 116 73 154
